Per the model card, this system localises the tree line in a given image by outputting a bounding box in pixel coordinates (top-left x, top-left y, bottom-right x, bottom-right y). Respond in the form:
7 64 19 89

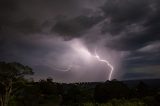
0 61 160 106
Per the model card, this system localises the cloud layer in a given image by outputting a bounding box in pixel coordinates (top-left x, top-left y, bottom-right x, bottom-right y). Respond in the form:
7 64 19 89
0 0 160 81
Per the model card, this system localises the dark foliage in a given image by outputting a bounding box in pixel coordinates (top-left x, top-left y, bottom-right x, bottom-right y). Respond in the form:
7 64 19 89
0 61 160 106
8 78 160 106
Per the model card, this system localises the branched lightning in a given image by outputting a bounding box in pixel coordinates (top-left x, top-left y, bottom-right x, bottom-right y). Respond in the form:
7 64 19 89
94 49 114 81
54 42 114 81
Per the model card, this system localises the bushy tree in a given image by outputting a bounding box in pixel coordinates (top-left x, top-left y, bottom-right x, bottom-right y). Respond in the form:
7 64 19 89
0 61 33 106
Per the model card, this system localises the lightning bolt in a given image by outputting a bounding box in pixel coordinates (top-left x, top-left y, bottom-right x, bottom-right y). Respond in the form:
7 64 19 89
94 49 114 81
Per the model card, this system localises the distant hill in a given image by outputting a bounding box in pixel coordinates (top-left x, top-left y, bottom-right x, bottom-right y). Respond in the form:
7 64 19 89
53 79 160 89
122 79 160 88
74 79 160 88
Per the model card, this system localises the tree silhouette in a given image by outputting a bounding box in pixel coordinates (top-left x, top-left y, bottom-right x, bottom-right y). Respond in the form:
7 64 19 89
0 61 33 106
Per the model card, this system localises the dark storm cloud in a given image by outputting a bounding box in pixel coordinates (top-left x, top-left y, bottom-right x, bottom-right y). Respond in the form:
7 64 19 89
1 0 160 81
101 0 151 24
0 0 82 60
0 0 81 35
97 0 160 79
123 72 152 80
100 0 160 51
51 0 160 51
0 0 108 81
52 15 104 39
122 42 160 79
125 51 160 67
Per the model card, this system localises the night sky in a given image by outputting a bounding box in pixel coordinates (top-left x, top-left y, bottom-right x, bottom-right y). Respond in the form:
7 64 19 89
0 0 160 82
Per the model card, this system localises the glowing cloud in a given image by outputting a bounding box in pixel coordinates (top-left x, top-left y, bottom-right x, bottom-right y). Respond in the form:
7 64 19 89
71 39 92 61
57 39 114 81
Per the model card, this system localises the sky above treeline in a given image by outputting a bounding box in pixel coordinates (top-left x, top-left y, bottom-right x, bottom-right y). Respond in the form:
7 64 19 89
0 0 160 82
